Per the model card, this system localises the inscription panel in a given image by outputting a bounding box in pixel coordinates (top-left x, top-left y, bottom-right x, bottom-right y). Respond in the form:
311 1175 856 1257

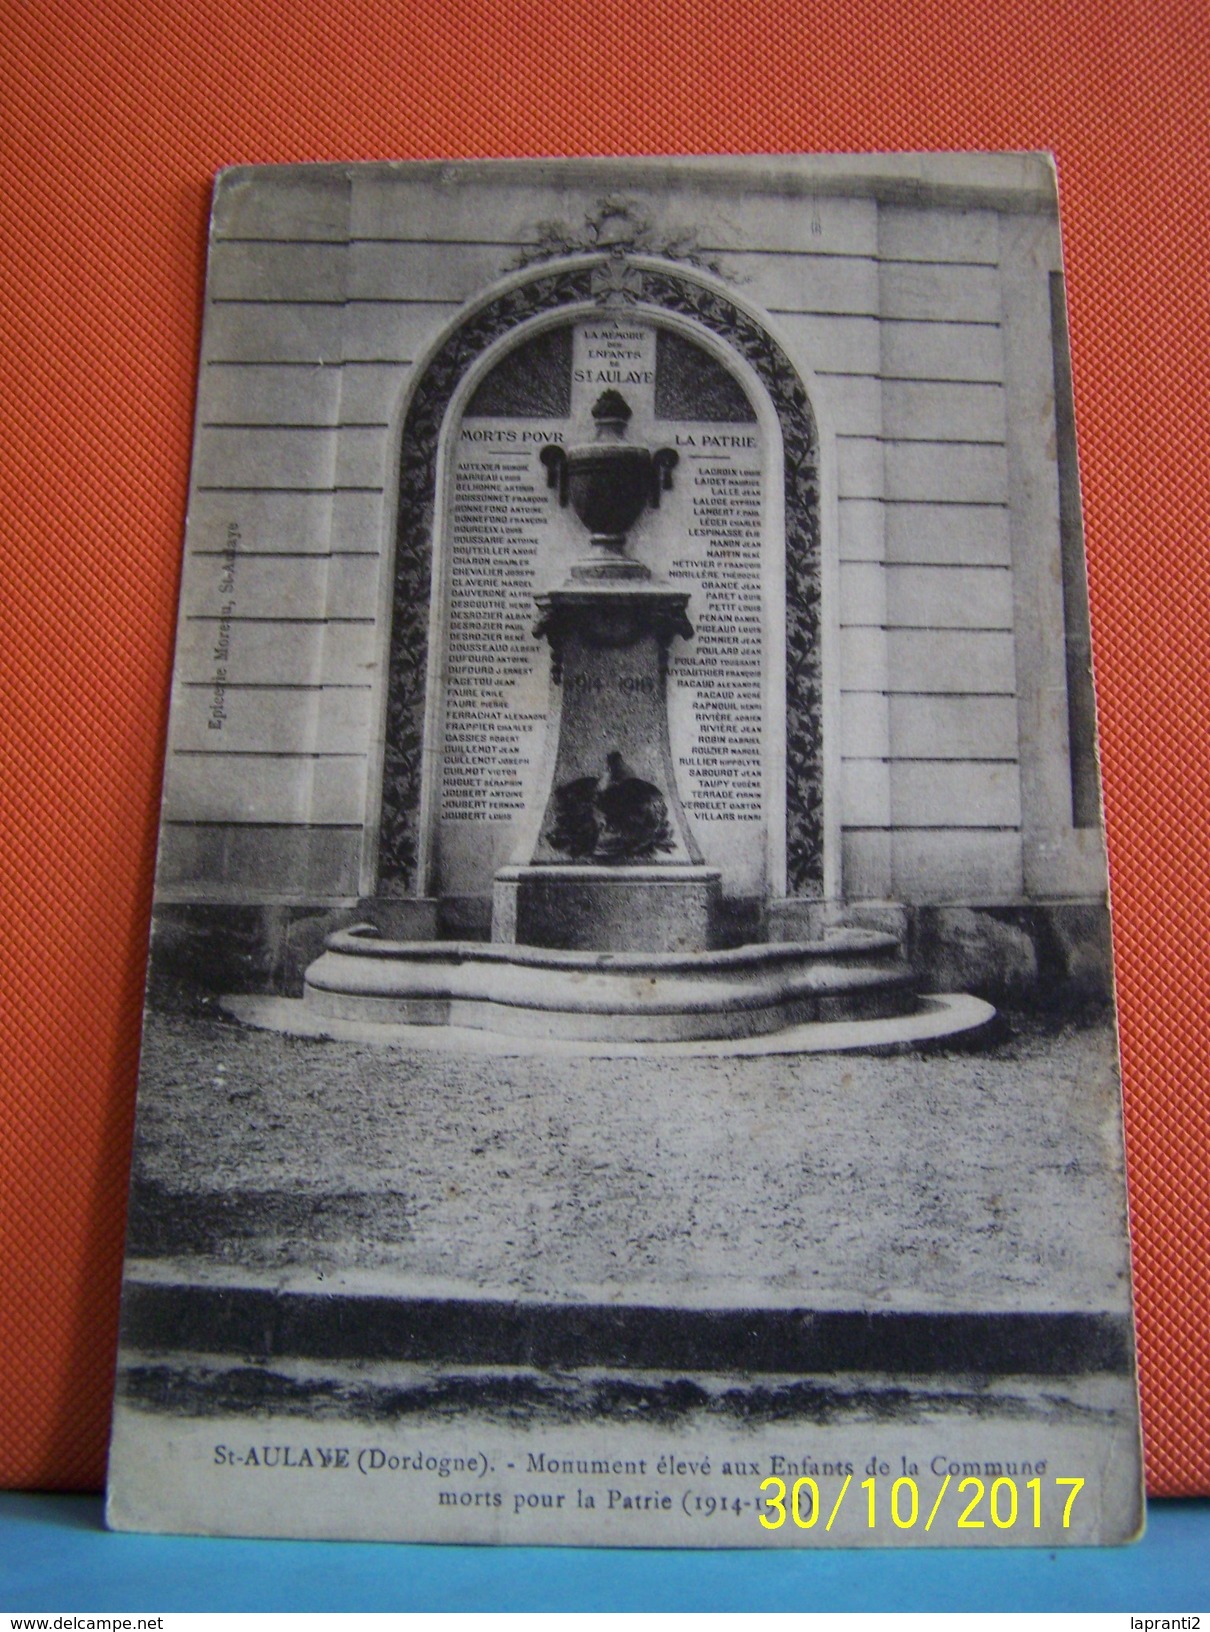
436 432 564 896
432 316 777 903
665 449 766 870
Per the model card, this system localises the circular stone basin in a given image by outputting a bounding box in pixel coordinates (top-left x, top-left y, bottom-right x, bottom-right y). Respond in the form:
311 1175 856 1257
304 926 918 1043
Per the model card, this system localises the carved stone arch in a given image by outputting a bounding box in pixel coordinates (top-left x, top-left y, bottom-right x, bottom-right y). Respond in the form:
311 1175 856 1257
376 254 823 903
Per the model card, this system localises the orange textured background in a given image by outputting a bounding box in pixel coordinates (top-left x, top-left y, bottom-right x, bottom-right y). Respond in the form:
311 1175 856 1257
1 0 1207 1496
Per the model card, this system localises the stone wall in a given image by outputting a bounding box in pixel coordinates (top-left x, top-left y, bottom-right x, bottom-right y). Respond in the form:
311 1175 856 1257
157 156 1105 947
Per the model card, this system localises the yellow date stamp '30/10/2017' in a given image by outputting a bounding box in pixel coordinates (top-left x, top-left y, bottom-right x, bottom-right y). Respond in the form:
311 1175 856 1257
758 1472 1086 1533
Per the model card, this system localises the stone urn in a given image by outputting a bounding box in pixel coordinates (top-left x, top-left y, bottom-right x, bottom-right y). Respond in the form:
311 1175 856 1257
540 389 678 580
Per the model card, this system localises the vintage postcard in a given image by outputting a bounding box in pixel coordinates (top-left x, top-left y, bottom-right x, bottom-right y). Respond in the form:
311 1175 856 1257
106 153 1143 1546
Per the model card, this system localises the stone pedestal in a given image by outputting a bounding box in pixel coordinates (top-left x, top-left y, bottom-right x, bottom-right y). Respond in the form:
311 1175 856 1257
493 864 720 953
494 580 721 952
530 585 699 861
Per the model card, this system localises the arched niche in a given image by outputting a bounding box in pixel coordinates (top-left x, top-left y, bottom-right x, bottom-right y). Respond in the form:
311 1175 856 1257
373 256 826 932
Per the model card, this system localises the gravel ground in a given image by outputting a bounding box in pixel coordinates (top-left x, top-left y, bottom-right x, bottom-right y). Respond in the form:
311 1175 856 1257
127 1007 1133 1314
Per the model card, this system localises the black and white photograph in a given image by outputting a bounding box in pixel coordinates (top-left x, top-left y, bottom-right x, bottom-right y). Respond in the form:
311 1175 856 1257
106 152 1143 1547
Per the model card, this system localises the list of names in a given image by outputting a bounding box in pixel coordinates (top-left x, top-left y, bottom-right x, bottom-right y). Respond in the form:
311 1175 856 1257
439 439 557 823
667 456 765 824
